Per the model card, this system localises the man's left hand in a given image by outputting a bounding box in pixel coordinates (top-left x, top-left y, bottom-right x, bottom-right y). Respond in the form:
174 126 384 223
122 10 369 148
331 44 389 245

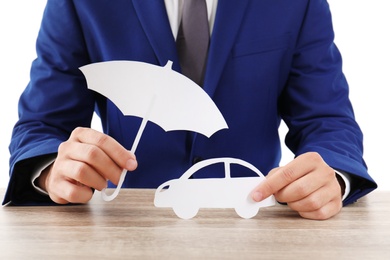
252 152 343 220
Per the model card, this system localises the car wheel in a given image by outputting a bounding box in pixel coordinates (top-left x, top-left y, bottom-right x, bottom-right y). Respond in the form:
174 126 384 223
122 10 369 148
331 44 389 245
173 205 199 219
235 205 259 219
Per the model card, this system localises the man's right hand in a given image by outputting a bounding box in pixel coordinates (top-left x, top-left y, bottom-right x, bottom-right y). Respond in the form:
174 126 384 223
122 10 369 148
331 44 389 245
37 127 138 204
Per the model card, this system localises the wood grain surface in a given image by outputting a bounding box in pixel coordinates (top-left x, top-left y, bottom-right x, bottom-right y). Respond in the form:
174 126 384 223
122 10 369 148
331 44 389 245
1 189 389 259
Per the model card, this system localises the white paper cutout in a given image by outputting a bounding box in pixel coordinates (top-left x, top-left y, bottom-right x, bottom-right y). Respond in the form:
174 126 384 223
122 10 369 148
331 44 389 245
154 158 275 219
79 60 228 201
80 60 276 217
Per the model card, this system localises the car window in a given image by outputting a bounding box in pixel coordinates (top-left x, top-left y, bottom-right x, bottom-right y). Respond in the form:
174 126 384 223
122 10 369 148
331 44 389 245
230 163 259 178
190 161 225 179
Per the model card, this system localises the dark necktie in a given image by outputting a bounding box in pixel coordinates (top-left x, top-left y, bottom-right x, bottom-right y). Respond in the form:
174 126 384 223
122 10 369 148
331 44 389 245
176 0 210 87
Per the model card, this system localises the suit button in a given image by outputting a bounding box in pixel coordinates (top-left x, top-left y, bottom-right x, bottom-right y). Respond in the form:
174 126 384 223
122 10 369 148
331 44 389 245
192 156 203 165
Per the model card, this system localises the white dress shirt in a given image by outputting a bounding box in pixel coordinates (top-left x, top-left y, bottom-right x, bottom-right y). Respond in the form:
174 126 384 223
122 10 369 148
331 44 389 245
164 0 218 39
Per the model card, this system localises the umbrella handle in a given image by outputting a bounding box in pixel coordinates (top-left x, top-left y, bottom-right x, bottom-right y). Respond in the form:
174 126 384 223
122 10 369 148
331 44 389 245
101 168 127 201
130 117 148 154
101 94 156 201
130 94 157 153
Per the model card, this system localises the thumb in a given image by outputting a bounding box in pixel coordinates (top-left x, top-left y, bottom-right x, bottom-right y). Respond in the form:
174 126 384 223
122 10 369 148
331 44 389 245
251 166 281 202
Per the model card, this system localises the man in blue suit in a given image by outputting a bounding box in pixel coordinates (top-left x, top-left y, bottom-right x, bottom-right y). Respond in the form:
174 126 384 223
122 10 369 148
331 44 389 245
4 0 377 220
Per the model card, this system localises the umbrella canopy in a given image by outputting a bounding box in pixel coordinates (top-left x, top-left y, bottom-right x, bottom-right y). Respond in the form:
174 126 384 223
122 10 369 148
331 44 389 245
80 60 228 138
79 60 228 201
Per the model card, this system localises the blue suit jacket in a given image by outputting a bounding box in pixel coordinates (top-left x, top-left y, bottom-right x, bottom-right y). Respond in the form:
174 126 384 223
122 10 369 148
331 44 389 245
4 0 377 205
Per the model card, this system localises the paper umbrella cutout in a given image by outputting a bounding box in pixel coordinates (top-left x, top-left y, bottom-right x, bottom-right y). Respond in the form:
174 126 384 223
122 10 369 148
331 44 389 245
79 60 228 201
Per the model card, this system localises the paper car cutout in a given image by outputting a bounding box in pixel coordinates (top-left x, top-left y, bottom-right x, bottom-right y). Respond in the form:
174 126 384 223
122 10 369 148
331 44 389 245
154 157 275 219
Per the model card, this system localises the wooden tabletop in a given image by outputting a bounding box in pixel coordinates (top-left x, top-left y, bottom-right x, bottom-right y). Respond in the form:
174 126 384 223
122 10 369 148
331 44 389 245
1 189 389 259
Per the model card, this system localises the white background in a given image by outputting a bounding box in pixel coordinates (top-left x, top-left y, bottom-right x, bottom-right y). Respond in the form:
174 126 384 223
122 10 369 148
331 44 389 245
1 1 389 190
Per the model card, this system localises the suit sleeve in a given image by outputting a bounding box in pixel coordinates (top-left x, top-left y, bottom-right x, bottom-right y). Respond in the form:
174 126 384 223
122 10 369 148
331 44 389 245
3 0 94 205
280 0 377 205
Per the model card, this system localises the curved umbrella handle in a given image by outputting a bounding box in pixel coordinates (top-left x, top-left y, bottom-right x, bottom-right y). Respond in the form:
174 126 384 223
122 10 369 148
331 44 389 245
100 94 156 201
101 168 127 201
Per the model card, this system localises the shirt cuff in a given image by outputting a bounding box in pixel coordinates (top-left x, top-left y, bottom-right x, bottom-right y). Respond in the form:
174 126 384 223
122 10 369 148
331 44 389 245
334 170 351 201
31 158 55 196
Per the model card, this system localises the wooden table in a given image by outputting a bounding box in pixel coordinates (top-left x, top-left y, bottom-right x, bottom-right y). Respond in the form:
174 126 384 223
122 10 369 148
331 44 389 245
1 189 389 259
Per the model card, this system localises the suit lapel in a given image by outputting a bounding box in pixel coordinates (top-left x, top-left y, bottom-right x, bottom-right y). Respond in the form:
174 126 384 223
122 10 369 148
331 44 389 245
204 0 250 97
132 0 181 72
132 0 251 96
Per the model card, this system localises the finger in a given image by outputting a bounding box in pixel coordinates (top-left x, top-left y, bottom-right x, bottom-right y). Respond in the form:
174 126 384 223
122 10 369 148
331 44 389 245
256 167 285 204
69 127 137 171
65 182 94 204
59 140 125 185
49 192 68 205
49 179 94 204
298 198 342 220
266 167 280 177
252 153 327 202
252 155 317 202
275 165 334 203
288 177 342 212
62 159 107 191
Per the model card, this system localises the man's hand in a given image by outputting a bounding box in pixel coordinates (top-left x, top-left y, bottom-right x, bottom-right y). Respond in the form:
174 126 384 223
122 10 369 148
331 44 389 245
37 127 137 204
252 152 343 220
